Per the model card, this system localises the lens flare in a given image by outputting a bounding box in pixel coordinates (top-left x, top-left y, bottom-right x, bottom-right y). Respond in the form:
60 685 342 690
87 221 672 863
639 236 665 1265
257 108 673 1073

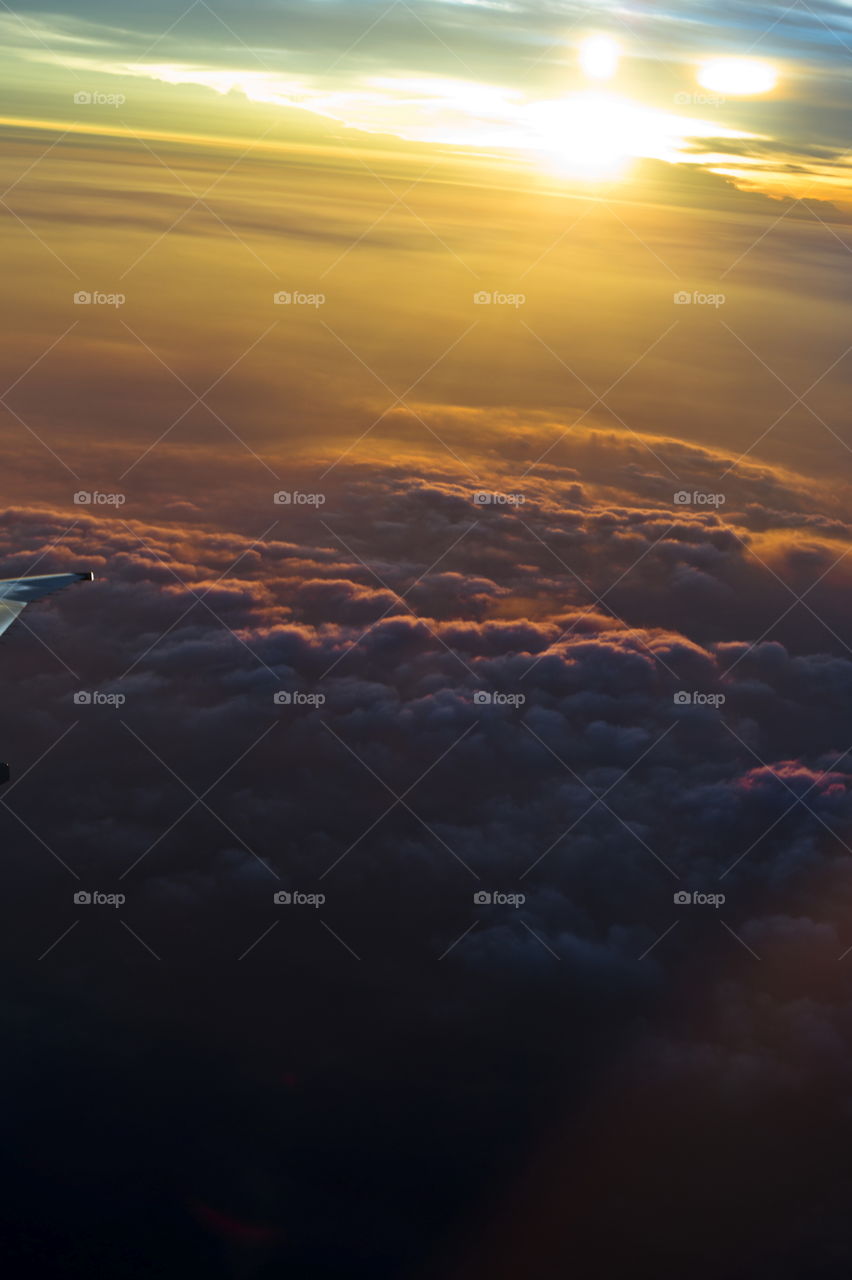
697 58 778 95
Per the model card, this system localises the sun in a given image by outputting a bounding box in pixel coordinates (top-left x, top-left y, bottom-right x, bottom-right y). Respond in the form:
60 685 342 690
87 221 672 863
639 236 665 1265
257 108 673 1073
525 91 755 181
697 57 778 95
578 35 620 82
526 93 634 178
526 93 686 179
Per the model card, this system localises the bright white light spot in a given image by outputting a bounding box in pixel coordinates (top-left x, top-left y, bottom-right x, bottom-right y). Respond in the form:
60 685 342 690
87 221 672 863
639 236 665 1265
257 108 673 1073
525 92 756 180
697 58 777 96
579 35 620 82
527 93 637 178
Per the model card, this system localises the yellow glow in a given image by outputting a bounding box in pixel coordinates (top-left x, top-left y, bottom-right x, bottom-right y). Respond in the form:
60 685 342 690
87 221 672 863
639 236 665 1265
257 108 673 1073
26 44 765 184
579 35 620 82
697 58 778 95
525 93 753 180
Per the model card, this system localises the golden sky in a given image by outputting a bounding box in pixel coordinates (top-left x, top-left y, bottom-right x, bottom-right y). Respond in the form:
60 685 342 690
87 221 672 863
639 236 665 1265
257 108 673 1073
1 0 852 527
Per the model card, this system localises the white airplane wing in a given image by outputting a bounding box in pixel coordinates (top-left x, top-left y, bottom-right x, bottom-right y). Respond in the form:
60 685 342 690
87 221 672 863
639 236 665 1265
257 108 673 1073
0 571 94 637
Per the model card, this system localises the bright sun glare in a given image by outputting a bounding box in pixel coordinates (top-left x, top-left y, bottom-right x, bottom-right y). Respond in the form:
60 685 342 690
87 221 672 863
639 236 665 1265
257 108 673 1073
527 92 751 181
579 35 620 82
128 35 776 187
697 57 778 95
528 94 637 178
528 40 775 180
528 93 693 179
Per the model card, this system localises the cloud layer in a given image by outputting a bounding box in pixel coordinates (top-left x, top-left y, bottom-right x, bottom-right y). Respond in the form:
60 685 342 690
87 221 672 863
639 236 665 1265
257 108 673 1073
2 445 852 1273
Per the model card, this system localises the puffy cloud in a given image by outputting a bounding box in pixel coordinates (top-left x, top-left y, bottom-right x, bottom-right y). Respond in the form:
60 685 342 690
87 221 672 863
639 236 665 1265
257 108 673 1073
2 444 852 1273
